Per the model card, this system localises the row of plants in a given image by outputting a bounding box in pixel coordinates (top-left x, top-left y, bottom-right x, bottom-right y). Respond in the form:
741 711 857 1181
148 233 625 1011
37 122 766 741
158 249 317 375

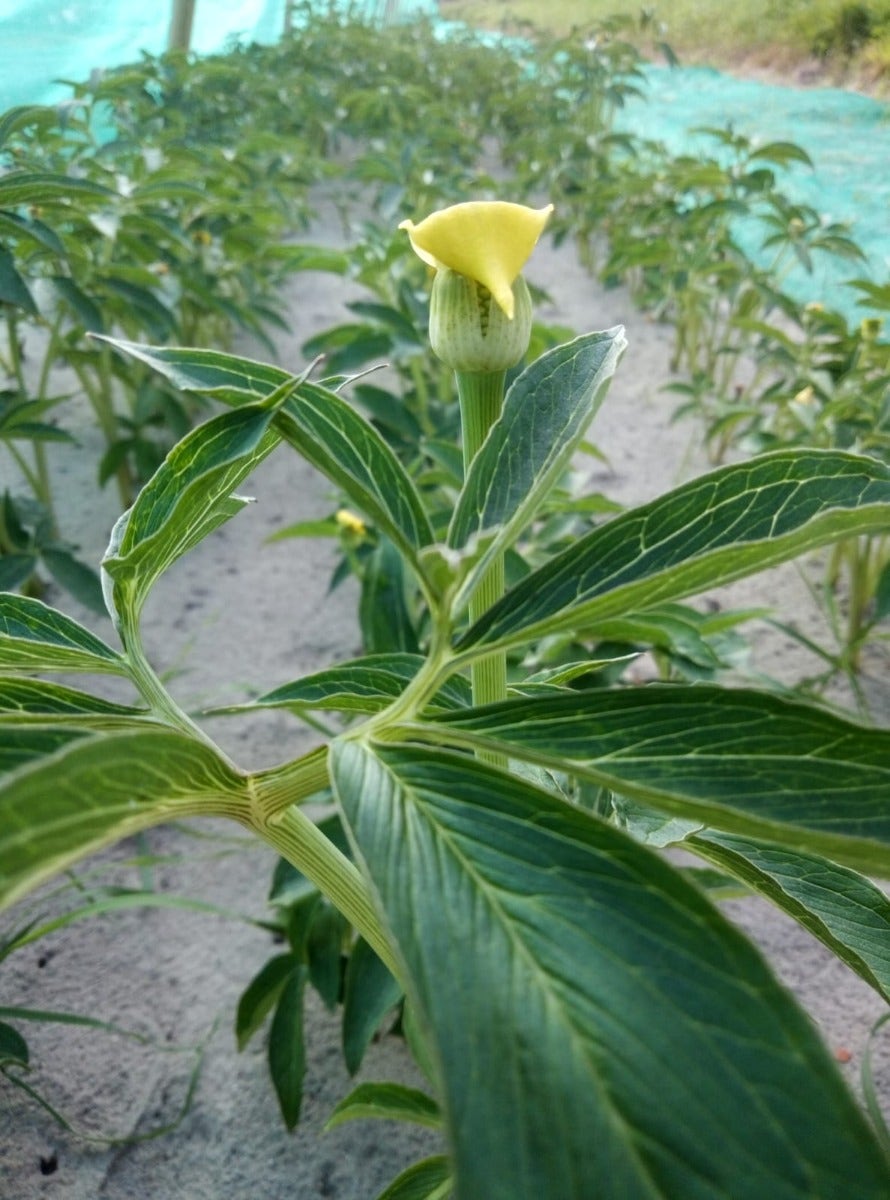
4 6 885 674
503 94 890 684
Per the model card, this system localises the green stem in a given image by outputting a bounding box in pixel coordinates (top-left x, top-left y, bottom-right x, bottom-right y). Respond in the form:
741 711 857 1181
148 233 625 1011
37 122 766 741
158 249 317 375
121 622 231 762
256 801 402 984
75 353 132 508
6 441 42 499
120 629 403 983
7 313 56 526
456 369 508 711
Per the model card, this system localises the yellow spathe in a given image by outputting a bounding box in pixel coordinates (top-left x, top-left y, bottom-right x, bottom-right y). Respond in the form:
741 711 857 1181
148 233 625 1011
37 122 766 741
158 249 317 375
400 201 553 319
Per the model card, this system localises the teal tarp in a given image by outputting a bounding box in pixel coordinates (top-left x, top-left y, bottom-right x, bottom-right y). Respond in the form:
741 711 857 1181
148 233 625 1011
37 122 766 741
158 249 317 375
620 66 890 316
0 0 437 111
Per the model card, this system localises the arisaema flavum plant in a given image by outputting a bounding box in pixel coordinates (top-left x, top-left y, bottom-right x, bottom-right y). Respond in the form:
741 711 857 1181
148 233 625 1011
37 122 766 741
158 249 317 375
2 200 890 1200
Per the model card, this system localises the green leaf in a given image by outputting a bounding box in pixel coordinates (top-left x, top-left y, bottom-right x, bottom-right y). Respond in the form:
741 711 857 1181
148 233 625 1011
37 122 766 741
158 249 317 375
0 593 127 675
0 105 58 150
448 329 625 599
98 277 176 341
306 902 345 1009
236 953 300 1051
332 739 890 1199
420 685 890 875
690 831 890 1002
325 1081 440 1131
0 209 65 256
0 554 37 591
41 547 105 613
102 403 281 624
0 728 248 911
374 1156 452 1200
98 340 434 570
360 538 420 655
209 654 470 719
272 386 434 568
268 965 307 1131
0 725 93 774
50 276 104 332
874 559 890 623
750 141 813 168
342 936 403 1075
0 247 37 315
0 171 115 207
0 677 147 725
0 1020 28 1068
267 243 349 274
458 450 890 653
94 338 291 403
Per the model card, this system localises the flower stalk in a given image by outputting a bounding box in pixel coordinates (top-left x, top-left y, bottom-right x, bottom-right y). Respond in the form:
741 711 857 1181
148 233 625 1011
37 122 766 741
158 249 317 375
401 199 553 719
457 368 508 709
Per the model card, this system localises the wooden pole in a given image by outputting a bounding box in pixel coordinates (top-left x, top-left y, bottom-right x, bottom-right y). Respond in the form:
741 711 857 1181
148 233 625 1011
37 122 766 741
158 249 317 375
168 0 196 52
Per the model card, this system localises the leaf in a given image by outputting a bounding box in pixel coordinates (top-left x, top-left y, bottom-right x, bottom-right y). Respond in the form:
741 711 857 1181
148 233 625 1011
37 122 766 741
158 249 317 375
448 329 625 601
458 450 890 654
342 936 403 1075
374 1156 452 1200
267 243 349 274
0 726 93 775
209 654 470 719
359 538 420 655
98 339 434 570
0 593 127 675
325 1082 440 1131
750 141 813 168
98 277 176 341
41 547 105 613
0 677 147 724
272 386 434 568
690 831 890 1002
874 558 890 623
0 105 58 150
420 685 890 876
235 953 300 1051
306 902 345 1009
0 728 249 911
0 1020 28 1068
0 209 65 256
268 965 307 1131
0 247 37 315
0 171 114 207
102 403 281 624
94 338 291 403
332 739 890 1199
50 275 104 333
0 554 37 591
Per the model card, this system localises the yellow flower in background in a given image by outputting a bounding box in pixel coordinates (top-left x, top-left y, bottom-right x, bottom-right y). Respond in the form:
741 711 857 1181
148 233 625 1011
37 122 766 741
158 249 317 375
399 201 553 320
335 508 367 537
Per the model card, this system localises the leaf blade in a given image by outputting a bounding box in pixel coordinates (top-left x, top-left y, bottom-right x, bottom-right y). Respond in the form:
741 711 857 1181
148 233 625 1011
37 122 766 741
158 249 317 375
98 339 434 568
690 831 890 1002
333 739 890 1199
0 728 249 911
458 450 890 653
102 403 281 623
419 685 890 875
449 329 625 595
0 593 127 675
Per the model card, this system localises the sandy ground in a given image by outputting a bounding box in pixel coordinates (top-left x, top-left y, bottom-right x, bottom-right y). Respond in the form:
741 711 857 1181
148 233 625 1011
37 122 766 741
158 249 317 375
1 208 888 1198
